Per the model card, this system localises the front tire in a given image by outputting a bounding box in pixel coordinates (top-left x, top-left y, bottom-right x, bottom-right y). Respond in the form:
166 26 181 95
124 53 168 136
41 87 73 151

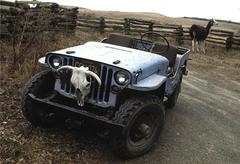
21 70 66 128
113 95 165 158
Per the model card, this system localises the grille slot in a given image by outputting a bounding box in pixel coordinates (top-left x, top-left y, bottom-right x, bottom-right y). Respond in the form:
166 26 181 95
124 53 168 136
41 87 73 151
93 82 99 100
63 58 68 65
59 57 114 104
99 66 107 101
104 68 113 102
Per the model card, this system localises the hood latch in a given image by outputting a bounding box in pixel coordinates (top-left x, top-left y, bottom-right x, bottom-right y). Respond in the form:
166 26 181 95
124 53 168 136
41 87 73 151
133 69 142 84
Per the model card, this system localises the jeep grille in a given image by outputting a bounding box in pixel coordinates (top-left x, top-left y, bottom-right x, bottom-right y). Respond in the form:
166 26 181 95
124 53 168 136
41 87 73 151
54 56 117 107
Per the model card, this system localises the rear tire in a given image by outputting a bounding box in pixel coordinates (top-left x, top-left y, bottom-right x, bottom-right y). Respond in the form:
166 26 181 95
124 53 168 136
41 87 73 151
21 70 66 128
112 95 165 159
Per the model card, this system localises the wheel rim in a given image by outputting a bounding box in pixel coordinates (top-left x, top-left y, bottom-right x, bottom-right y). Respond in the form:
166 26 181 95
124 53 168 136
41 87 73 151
128 109 159 147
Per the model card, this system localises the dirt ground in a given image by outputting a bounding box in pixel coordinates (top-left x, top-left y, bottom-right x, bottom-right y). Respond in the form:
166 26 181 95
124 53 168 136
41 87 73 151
0 48 240 164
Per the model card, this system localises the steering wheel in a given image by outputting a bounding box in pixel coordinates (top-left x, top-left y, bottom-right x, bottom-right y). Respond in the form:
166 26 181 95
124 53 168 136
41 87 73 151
140 32 170 54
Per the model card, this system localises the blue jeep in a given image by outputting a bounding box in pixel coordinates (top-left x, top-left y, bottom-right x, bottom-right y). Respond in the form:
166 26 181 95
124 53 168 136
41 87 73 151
21 32 190 158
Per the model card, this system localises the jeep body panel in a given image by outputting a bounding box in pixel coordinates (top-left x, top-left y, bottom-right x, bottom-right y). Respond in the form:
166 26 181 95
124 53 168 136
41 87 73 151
42 42 169 79
38 41 170 90
51 42 168 73
165 47 190 95
37 40 190 108
131 74 167 91
38 42 190 95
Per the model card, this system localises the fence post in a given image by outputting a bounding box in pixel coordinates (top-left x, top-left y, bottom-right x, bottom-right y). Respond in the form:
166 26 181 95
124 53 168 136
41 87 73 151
226 33 233 50
148 22 153 32
176 26 184 45
70 7 78 34
99 17 105 33
124 18 130 34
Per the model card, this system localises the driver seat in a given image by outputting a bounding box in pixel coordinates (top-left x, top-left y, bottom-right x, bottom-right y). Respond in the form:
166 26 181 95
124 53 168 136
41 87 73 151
152 44 178 67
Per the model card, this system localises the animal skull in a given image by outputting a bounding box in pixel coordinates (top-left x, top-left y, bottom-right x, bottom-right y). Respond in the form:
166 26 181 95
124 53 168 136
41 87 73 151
57 66 101 106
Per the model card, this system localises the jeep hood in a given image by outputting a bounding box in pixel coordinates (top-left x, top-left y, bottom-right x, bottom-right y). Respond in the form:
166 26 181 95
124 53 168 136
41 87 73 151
46 42 169 79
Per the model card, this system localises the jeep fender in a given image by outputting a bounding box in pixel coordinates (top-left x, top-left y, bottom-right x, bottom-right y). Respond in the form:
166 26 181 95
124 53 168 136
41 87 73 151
38 57 48 67
129 74 167 91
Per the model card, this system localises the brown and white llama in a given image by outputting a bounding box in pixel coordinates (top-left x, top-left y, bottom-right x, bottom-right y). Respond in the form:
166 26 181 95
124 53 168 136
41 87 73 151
190 19 218 53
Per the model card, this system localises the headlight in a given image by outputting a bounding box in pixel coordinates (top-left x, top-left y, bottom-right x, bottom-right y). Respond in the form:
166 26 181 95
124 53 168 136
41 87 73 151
115 71 129 85
53 57 61 67
49 55 62 69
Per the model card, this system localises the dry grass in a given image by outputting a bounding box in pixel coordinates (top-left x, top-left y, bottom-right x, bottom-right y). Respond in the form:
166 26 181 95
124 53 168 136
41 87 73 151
187 44 240 84
0 31 105 86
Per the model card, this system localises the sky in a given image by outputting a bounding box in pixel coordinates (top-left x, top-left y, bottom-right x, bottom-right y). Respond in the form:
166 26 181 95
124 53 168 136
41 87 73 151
13 0 240 22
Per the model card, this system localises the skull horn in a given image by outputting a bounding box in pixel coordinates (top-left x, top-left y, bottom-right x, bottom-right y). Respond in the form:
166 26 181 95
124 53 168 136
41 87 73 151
87 70 101 86
57 65 75 72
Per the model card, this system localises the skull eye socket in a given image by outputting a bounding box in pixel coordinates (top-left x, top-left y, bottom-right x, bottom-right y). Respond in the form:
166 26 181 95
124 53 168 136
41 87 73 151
86 75 91 82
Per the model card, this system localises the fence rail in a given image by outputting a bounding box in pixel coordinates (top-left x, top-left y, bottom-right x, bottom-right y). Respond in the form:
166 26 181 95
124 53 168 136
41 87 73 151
74 15 239 49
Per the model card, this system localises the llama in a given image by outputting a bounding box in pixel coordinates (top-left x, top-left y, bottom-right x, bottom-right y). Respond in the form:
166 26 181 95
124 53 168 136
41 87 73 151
190 19 218 53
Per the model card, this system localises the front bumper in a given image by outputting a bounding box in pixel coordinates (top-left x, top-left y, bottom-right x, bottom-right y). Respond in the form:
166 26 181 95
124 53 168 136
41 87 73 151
28 93 124 127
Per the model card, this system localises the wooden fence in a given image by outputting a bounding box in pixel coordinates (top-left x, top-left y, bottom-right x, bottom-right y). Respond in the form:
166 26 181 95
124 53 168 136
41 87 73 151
0 1 78 39
76 15 240 49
